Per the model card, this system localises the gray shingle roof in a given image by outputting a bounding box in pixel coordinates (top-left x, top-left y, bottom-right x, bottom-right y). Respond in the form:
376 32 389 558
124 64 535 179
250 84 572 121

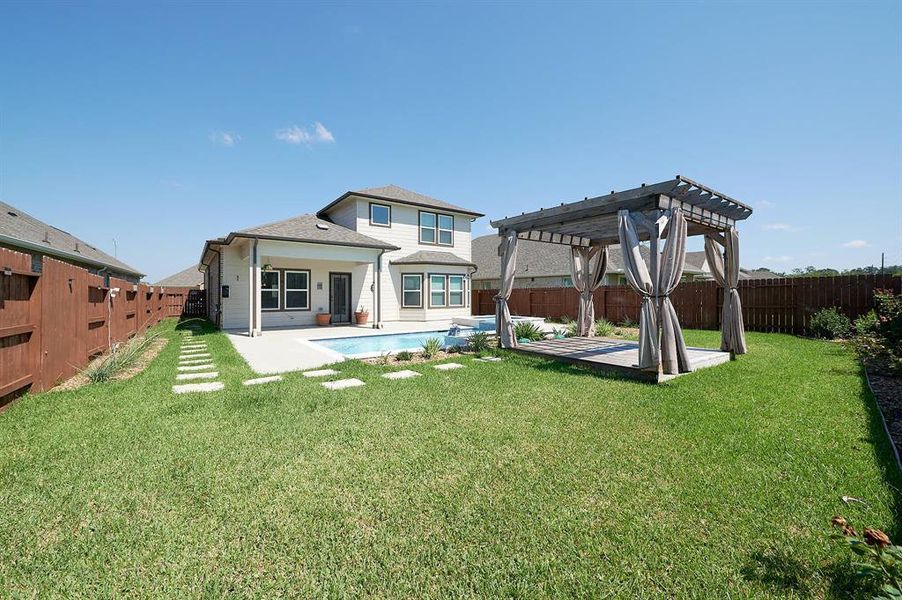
237 214 398 250
318 185 483 218
390 250 475 267
0 200 143 277
154 265 203 287
471 235 709 281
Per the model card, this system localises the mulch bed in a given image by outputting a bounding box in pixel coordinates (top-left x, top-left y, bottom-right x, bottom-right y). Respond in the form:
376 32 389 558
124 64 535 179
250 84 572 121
867 371 902 468
362 350 475 366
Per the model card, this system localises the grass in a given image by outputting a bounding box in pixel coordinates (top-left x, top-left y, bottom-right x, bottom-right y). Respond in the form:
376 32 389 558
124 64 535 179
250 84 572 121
0 319 899 597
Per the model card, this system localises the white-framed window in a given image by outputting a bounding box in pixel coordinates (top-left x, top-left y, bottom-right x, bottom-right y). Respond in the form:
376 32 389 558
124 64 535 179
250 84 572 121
284 270 310 310
429 275 447 307
402 274 423 308
419 212 436 244
448 275 464 307
261 271 280 310
419 211 454 246
370 203 391 227
438 214 454 246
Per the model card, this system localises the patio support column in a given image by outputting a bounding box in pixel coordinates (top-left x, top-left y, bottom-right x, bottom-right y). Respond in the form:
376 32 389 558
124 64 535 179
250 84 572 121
248 238 262 337
494 231 519 348
704 227 747 356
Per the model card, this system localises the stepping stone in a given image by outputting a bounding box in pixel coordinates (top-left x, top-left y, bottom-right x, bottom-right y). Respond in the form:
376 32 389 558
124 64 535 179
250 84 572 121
180 348 208 355
321 378 365 390
243 375 283 386
179 353 211 360
303 369 339 378
176 371 219 381
172 382 224 394
474 357 502 362
434 363 463 370
181 344 206 350
180 357 212 365
382 370 421 380
178 363 215 372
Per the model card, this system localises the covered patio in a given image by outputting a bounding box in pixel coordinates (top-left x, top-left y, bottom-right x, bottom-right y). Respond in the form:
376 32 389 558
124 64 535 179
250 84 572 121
490 175 753 382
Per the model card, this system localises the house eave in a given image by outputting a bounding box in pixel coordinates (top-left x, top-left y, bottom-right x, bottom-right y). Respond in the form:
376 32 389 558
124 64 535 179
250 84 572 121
0 232 144 278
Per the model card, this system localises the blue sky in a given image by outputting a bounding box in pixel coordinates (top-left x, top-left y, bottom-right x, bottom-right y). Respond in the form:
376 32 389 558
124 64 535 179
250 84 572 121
1 1 899 282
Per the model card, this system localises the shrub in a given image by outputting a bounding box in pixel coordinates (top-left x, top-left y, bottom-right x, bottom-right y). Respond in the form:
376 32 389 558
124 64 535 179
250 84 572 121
855 310 880 335
446 344 462 354
395 350 413 361
620 316 637 328
830 515 901 597
594 318 615 337
467 331 491 353
420 337 442 359
83 332 159 383
514 321 544 342
809 307 851 339
850 289 902 376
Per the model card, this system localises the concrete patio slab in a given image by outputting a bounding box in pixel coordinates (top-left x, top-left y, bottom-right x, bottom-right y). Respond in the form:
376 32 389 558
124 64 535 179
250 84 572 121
382 370 421 380
224 321 461 375
172 382 224 394
176 371 219 380
434 363 464 370
321 378 365 390
243 375 283 386
178 363 215 371
303 369 340 378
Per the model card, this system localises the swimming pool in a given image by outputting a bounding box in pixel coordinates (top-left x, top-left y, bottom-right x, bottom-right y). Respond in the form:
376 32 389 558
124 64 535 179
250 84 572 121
310 330 470 358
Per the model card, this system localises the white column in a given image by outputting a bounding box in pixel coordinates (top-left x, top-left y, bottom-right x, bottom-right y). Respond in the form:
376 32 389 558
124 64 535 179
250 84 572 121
248 239 262 337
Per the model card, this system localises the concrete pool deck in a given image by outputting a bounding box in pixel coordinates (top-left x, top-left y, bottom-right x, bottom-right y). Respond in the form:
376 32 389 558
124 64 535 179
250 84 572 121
226 321 465 374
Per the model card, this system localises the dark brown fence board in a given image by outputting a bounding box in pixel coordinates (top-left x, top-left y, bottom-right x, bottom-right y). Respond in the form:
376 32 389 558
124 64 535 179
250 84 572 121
0 247 198 400
472 274 901 336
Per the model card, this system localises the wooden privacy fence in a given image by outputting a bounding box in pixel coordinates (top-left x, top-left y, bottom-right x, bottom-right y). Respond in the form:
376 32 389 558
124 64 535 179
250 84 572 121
472 274 901 334
0 246 200 401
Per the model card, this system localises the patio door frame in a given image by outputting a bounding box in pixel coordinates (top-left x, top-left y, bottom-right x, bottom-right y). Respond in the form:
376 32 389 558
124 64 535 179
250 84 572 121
329 271 353 324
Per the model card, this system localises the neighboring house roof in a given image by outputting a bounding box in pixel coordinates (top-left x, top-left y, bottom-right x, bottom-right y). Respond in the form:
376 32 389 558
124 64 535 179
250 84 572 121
0 200 144 277
317 184 484 218
471 234 709 281
154 265 203 287
740 268 779 280
390 250 476 267
684 251 707 273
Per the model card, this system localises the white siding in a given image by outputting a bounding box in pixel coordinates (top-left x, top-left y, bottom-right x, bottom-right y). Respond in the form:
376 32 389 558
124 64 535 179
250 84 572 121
327 200 358 230
326 198 473 322
219 237 380 331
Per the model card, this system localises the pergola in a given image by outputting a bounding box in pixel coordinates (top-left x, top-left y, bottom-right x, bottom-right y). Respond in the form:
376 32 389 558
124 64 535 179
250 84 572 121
490 176 754 376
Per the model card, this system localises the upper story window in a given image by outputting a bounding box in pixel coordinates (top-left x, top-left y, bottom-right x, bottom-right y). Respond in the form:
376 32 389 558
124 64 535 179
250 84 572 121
419 211 454 246
369 203 391 227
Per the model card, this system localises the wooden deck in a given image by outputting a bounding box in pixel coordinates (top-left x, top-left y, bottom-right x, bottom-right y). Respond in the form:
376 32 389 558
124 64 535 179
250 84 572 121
511 336 731 382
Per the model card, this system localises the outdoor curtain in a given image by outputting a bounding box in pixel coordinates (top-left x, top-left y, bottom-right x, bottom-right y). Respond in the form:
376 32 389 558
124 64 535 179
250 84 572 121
704 228 748 354
569 244 608 337
617 209 692 374
494 232 519 348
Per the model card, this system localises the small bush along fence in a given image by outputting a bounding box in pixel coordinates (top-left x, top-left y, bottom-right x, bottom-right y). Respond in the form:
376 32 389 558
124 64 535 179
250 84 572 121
0 246 199 402
472 275 901 336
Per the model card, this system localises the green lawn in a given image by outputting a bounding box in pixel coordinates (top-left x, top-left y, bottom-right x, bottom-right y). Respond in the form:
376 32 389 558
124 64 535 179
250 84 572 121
0 320 899 598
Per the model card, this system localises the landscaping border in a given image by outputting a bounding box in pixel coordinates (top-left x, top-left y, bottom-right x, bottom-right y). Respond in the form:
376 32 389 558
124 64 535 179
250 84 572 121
865 369 902 475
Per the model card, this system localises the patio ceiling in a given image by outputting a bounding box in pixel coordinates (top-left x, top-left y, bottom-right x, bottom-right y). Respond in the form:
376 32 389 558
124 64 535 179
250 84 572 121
490 175 753 247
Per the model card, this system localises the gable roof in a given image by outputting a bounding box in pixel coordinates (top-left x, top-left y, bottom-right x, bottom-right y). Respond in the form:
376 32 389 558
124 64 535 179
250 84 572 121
389 250 475 267
470 234 709 281
317 185 484 218
0 200 144 277
236 214 398 250
154 265 203 287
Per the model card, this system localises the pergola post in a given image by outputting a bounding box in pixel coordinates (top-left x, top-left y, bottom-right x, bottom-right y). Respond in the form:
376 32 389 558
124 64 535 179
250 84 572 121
704 227 747 355
569 244 608 337
494 232 518 348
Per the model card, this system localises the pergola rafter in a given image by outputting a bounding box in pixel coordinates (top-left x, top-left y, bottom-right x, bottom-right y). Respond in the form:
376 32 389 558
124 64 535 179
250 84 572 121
490 175 754 377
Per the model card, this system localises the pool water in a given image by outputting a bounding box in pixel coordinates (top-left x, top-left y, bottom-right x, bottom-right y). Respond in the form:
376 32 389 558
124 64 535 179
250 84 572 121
311 330 469 357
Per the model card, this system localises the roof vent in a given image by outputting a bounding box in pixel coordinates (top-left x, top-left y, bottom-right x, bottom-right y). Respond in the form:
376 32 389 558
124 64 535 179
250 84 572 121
7 211 17 217
315 222 330 230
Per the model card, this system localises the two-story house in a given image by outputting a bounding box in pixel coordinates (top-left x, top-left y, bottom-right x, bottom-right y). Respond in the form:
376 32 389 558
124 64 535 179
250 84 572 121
198 185 482 334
